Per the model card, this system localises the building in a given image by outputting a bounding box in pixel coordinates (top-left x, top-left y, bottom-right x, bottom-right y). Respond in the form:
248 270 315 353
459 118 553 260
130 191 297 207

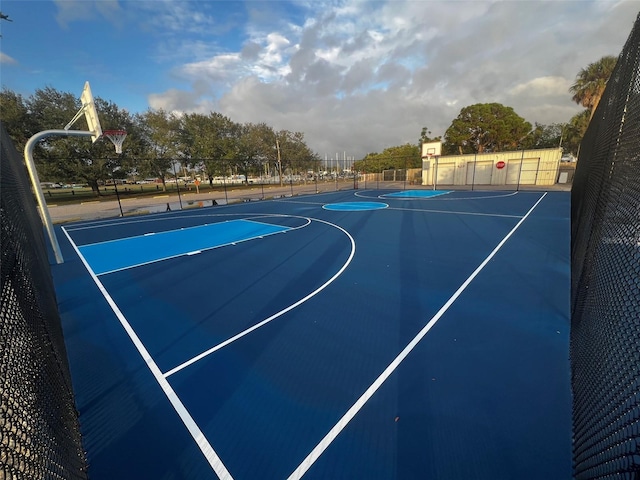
421 144 563 187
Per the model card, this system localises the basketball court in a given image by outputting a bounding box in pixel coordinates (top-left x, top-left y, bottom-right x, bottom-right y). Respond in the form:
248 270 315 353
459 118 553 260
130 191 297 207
52 188 572 479
21 82 571 479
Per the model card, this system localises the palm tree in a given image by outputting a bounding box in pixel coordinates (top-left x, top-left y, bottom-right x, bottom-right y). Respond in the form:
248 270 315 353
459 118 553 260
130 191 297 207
570 55 618 120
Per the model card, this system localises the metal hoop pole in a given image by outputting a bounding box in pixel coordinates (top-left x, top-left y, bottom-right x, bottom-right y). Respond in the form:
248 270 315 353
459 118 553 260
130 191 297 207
433 156 439 191
24 129 94 264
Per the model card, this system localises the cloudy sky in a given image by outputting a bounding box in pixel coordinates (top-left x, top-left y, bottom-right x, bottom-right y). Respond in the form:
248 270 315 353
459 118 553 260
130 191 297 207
1 0 636 158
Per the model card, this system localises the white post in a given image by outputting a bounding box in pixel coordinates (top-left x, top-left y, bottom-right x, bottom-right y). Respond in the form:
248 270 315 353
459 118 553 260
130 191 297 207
24 129 94 264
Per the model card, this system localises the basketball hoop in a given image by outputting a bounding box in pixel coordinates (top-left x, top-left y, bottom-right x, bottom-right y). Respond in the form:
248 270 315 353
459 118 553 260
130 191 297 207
103 130 127 154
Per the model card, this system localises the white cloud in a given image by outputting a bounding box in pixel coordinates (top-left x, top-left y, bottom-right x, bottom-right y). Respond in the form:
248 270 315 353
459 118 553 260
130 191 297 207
148 87 215 115
251 32 295 80
146 0 636 157
0 52 17 65
182 53 244 83
509 77 573 98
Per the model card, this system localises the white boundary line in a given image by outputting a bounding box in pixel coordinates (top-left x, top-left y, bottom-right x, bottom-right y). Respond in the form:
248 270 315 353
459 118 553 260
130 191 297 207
354 190 520 201
273 199 329 206
286 192 548 480
79 217 290 248
164 217 356 378
387 206 522 218
381 190 452 199
61 227 235 480
65 212 308 232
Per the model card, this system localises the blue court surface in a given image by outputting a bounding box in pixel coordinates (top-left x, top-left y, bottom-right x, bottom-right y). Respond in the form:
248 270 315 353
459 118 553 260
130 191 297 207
52 189 571 480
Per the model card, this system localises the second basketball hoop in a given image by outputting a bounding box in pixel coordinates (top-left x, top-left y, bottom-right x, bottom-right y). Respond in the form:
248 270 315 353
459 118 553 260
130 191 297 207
103 130 127 154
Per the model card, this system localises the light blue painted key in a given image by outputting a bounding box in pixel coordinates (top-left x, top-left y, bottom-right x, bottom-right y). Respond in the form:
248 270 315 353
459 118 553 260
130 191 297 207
79 219 289 275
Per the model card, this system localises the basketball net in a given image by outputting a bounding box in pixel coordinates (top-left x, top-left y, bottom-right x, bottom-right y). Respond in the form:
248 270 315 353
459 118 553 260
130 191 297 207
103 130 127 154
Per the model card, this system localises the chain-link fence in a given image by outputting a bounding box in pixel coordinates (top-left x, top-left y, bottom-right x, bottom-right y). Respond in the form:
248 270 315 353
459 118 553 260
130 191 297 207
1 122 87 479
570 12 640 479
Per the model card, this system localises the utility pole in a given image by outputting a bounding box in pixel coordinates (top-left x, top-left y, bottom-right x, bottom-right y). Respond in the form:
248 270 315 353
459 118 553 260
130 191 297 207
276 137 283 186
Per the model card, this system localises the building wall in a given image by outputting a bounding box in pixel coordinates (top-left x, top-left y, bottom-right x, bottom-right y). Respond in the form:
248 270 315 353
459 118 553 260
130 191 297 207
421 148 562 186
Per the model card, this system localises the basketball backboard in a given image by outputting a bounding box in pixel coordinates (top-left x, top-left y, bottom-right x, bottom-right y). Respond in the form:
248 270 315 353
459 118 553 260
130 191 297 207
80 82 102 143
422 141 442 158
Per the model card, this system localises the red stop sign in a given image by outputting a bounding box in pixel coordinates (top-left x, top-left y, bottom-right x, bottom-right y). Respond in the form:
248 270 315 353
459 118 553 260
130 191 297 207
496 161 506 169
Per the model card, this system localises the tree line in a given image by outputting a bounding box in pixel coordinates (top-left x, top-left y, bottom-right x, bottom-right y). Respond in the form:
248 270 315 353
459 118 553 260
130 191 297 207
1 56 615 193
1 87 320 195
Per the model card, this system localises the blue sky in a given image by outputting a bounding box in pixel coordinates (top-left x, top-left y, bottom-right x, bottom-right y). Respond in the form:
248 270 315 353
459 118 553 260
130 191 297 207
0 0 636 158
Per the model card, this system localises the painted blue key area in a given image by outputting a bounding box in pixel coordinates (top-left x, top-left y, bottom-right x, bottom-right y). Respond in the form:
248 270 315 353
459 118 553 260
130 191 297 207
79 219 290 275
323 201 388 211
384 189 452 198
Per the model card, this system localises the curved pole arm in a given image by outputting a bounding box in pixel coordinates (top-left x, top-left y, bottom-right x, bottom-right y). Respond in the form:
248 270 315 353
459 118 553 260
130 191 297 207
24 129 94 264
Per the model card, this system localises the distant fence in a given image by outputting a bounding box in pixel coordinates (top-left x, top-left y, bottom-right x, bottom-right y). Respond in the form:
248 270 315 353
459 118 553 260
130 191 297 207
358 162 574 190
570 12 640 479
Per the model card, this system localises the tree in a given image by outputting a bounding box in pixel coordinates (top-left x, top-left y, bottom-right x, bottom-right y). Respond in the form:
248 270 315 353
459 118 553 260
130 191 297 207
353 144 420 173
233 122 268 182
419 126 442 145
570 55 617 121
1 84 318 192
26 86 103 191
70 97 141 193
523 123 563 150
1 86 139 194
137 109 181 191
50 97 141 196
179 112 238 187
562 110 590 157
443 103 532 155
27 86 79 132
0 89 35 148
272 129 319 182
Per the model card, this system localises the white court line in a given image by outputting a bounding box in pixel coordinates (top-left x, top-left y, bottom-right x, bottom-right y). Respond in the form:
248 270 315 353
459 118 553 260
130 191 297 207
387 206 522 218
381 190 452 199
61 227 235 480
272 199 327 206
65 212 309 234
267 198 518 218
286 192 548 480
164 217 356 378
62 212 189 231
354 190 520 201
78 219 238 248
